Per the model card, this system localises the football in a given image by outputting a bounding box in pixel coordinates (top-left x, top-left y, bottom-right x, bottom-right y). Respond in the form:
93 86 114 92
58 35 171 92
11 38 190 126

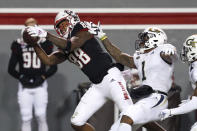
23 28 39 46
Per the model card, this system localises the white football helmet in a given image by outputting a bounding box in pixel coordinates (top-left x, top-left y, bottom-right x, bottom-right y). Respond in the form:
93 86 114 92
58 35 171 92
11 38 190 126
54 10 80 37
180 34 197 62
135 27 167 53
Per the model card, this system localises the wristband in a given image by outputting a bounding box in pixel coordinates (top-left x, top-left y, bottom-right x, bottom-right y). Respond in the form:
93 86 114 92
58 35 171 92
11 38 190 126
100 35 108 41
63 40 72 55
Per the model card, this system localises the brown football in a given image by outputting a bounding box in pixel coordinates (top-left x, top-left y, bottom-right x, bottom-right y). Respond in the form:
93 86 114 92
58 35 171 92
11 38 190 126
23 28 39 46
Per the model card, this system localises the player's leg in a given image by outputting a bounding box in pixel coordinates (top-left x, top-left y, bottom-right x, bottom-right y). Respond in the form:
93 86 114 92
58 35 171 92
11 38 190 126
108 67 133 112
71 84 107 131
18 83 33 131
34 81 48 131
118 93 168 131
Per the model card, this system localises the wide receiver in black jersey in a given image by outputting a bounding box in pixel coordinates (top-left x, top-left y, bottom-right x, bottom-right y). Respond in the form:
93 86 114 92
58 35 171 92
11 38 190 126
25 10 133 131
8 18 57 131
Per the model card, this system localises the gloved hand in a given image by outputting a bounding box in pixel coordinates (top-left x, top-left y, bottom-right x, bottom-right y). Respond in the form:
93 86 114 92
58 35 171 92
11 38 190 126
33 75 45 87
160 44 177 55
19 74 32 87
85 21 107 41
27 25 47 38
159 109 172 121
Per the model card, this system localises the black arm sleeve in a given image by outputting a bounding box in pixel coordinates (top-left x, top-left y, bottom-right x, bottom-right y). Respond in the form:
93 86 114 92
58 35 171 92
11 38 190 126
43 65 57 79
8 42 20 79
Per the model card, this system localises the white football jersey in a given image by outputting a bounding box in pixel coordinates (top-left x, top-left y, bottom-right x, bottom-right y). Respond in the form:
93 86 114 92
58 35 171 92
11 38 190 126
133 44 175 93
189 61 197 89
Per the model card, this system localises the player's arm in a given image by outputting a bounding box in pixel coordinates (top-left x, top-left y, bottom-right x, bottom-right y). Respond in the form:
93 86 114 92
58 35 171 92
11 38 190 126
8 42 20 79
26 26 92 53
8 49 20 79
102 38 136 68
86 22 136 68
192 82 197 96
160 82 197 120
46 31 92 51
33 44 66 66
160 44 178 64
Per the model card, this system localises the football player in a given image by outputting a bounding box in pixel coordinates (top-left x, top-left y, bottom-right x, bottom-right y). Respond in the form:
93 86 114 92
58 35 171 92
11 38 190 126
25 10 133 131
160 34 197 131
8 18 57 131
88 23 177 131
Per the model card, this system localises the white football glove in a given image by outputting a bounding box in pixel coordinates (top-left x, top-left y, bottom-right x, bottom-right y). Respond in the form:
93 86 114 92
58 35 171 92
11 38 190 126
86 21 107 40
27 25 47 38
159 109 172 121
160 44 177 55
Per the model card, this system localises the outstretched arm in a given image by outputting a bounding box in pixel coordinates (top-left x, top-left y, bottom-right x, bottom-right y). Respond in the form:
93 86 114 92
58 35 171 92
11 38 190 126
102 38 136 68
160 83 197 120
87 22 136 68
46 31 92 51
26 26 92 52
33 44 66 66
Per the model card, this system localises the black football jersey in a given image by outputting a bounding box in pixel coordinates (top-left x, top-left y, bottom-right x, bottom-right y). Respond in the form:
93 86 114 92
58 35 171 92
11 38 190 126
10 39 54 77
67 22 115 83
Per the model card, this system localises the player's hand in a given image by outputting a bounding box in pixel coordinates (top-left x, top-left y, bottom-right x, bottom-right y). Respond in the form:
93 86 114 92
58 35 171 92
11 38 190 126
19 74 31 86
27 26 47 38
86 21 107 41
160 44 177 55
159 109 172 121
33 76 45 86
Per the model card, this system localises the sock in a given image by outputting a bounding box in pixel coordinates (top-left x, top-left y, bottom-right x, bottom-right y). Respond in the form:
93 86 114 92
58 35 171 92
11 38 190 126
118 123 132 131
21 120 31 131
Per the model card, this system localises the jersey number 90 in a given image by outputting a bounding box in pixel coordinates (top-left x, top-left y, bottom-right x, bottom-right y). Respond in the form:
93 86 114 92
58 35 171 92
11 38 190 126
23 52 41 69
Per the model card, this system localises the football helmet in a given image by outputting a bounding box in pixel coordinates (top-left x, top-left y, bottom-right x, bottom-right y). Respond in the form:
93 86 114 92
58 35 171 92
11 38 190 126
135 27 167 53
54 10 80 37
180 34 197 62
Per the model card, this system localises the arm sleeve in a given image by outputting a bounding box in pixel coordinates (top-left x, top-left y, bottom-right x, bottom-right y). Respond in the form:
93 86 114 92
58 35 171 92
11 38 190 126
192 68 197 83
43 65 57 79
7 41 20 79
171 96 197 115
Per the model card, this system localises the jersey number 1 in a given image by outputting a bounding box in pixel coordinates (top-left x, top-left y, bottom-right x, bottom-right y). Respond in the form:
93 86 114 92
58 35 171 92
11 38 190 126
142 61 146 81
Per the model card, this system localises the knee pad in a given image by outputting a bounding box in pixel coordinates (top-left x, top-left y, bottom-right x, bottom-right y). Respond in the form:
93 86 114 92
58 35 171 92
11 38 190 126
21 109 32 122
35 108 46 118
36 115 47 123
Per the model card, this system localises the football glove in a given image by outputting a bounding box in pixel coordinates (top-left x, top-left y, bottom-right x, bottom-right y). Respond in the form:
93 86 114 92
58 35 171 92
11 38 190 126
159 109 172 121
27 25 47 38
33 76 45 87
19 74 32 87
86 21 107 41
160 44 177 55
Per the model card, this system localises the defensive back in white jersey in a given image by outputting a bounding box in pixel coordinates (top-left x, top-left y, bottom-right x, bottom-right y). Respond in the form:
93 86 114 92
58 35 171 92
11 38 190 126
133 43 175 93
189 61 197 86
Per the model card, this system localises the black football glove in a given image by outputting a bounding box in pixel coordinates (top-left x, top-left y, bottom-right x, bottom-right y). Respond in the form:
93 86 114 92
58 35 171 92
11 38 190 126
33 76 45 87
